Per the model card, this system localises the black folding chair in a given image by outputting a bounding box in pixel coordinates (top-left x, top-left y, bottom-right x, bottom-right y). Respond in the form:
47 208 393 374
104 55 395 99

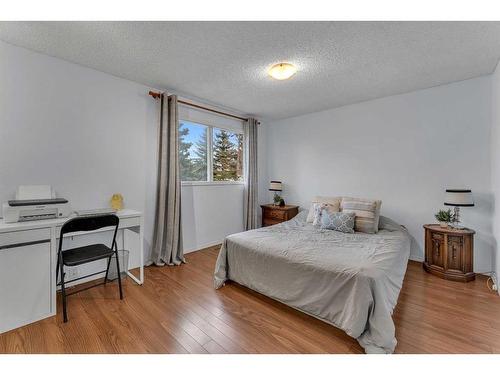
56 214 123 322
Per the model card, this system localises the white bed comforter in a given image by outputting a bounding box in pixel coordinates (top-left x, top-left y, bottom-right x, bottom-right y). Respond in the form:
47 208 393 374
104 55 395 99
214 211 410 353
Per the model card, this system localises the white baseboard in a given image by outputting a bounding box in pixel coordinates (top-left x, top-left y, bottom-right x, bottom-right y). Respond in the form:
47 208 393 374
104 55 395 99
184 240 222 254
409 255 424 262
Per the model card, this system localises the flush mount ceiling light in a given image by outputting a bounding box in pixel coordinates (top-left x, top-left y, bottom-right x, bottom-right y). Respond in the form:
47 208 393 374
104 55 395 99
268 63 297 80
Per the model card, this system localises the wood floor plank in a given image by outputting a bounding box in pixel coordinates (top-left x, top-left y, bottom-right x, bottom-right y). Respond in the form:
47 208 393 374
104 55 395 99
203 339 227 354
1 249 499 354
133 267 249 353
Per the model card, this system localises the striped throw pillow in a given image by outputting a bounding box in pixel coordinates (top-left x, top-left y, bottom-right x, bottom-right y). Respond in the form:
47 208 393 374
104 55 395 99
341 197 382 234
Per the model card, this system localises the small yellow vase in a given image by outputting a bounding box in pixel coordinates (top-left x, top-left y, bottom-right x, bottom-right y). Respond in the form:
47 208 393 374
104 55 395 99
110 193 124 211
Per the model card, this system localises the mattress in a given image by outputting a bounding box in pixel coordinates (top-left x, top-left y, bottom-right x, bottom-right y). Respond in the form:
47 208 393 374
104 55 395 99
214 211 410 353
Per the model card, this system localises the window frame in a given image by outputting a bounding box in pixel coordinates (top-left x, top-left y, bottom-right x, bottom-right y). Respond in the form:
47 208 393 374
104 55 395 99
179 119 245 186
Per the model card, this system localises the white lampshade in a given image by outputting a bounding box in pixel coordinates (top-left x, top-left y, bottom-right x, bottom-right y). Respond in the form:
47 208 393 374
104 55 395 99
444 189 474 207
269 181 283 191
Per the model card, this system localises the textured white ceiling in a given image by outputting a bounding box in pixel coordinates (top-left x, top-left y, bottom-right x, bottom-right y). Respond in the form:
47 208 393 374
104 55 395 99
1 21 500 120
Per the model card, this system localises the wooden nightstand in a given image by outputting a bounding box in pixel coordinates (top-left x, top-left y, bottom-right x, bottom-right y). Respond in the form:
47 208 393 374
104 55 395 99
423 224 475 282
261 204 299 227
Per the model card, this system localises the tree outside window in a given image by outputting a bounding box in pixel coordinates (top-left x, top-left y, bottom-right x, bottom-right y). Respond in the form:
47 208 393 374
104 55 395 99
212 129 243 181
179 121 208 181
178 120 243 183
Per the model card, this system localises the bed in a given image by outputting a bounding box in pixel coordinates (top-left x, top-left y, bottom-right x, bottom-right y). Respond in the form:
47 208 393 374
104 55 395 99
213 210 410 354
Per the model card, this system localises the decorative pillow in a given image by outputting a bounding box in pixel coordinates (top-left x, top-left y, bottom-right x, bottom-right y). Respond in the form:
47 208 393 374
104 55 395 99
306 196 341 223
311 203 324 226
341 197 382 234
320 211 356 233
311 203 340 226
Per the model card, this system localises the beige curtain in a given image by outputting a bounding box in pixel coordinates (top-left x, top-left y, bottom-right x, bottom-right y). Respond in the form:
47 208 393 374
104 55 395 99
244 118 259 230
151 94 184 266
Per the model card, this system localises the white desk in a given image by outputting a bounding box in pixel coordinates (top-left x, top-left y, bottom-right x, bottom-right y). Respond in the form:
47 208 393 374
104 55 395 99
0 209 144 334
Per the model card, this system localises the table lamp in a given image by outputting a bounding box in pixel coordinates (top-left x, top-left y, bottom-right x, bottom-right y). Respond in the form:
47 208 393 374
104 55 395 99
269 181 283 206
444 189 474 228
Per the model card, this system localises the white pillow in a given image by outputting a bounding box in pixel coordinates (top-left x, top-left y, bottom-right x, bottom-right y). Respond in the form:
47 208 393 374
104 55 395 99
306 196 341 223
312 203 341 226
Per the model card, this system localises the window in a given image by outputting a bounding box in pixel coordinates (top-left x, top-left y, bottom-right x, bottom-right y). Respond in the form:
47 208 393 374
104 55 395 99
212 128 243 182
179 121 208 181
179 120 244 183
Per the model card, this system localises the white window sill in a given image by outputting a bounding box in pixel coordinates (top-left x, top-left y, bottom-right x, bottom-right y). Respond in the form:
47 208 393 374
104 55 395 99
181 181 245 187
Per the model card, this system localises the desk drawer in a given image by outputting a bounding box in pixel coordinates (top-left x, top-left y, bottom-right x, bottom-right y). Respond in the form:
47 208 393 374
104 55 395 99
0 228 51 249
0 241 52 333
119 216 141 229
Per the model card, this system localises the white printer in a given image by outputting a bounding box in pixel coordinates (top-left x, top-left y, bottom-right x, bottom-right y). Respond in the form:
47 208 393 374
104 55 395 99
2 185 72 223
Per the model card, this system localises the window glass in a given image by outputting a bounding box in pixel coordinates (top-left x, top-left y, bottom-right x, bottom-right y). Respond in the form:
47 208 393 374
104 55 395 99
179 121 208 181
212 128 243 182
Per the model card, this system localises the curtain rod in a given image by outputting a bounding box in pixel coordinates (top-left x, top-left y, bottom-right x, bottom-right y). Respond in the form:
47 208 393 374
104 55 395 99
148 91 248 122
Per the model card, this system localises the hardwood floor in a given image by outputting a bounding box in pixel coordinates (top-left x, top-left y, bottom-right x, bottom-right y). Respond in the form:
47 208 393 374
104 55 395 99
1 245 500 354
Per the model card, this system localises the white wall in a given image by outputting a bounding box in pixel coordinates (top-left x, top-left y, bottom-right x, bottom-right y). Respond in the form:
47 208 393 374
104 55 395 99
4 38 495 274
264 77 494 273
177 105 246 252
491 61 500 286
181 184 244 251
0 40 157 268
0 40 244 266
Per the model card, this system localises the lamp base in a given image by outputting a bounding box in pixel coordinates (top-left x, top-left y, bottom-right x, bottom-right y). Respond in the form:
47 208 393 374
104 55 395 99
450 206 463 229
